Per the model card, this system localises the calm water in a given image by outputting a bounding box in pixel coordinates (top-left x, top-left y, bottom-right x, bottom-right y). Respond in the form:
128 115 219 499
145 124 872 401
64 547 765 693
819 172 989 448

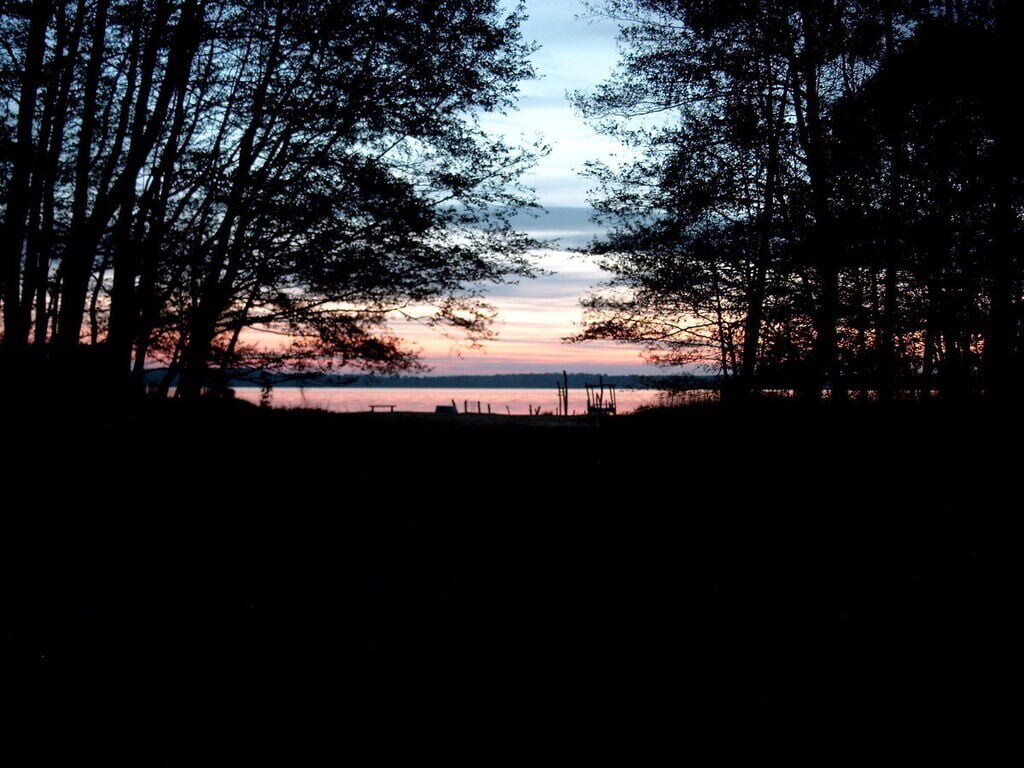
234 387 678 415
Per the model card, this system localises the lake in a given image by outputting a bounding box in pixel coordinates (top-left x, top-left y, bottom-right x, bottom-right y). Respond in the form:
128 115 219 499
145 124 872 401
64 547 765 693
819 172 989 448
232 387 695 415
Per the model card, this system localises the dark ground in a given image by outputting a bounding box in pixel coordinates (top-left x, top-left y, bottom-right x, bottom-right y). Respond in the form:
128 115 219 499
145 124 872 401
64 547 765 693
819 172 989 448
2 399 1017 758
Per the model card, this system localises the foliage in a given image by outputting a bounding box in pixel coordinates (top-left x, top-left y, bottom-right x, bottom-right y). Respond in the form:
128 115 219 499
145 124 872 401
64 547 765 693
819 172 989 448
575 0 1024 400
0 0 543 396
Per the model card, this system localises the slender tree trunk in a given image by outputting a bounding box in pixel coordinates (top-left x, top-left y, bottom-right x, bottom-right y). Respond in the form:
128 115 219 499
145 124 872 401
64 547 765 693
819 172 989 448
131 71 191 382
921 297 936 402
27 2 87 347
178 14 282 398
797 3 845 402
58 0 201 361
88 250 112 346
177 305 220 398
742 256 769 390
817 263 842 398
55 0 109 351
740 58 784 400
107 0 170 376
20 4 69 344
878 9 902 402
1 0 52 350
20 80 55 345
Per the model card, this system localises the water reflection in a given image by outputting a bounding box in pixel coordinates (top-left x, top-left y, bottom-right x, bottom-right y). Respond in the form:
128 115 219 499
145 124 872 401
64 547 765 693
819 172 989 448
232 387 694 415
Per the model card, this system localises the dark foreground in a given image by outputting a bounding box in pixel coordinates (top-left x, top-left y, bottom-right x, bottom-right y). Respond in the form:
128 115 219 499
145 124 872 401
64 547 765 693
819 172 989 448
3 400 1017 757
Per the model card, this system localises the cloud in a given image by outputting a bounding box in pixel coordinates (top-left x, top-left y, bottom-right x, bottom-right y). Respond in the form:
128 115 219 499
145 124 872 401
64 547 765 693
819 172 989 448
392 4 661 375
486 1 626 208
511 206 607 249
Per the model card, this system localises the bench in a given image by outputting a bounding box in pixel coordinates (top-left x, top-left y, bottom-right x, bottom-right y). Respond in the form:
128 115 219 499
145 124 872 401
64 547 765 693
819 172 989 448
369 404 397 413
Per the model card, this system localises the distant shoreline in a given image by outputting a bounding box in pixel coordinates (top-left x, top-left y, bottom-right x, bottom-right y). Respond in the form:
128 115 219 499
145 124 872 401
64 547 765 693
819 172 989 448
227 382 677 390
146 370 715 390
258 375 712 390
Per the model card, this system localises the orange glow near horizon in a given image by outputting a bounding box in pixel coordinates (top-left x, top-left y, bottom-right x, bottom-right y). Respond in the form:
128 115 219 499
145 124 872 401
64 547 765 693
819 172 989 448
237 249 668 376
386 249 659 375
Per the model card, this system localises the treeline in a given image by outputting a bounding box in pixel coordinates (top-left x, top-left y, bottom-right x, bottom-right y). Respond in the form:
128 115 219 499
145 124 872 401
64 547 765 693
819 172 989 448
197 372 691 388
576 1 1024 400
0 0 539 398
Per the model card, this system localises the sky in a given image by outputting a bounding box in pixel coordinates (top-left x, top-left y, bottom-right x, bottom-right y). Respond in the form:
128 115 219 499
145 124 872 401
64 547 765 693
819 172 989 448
397 1 665 376
484 0 625 209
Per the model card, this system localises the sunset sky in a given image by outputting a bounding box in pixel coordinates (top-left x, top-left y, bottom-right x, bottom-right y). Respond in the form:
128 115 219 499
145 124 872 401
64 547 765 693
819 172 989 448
400 1 664 375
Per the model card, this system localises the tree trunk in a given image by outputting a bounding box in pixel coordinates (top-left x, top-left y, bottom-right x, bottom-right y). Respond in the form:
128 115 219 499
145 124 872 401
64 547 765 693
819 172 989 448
797 3 845 402
920 296 936 402
58 0 201 362
26 2 88 347
740 49 784 400
54 0 109 351
130 70 191 382
1 0 52 350
878 9 902 402
176 307 220 399
177 15 283 398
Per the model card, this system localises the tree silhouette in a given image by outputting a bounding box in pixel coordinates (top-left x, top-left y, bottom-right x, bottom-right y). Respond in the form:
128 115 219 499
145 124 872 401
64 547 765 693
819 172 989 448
575 0 1024 400
0 0 543 397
